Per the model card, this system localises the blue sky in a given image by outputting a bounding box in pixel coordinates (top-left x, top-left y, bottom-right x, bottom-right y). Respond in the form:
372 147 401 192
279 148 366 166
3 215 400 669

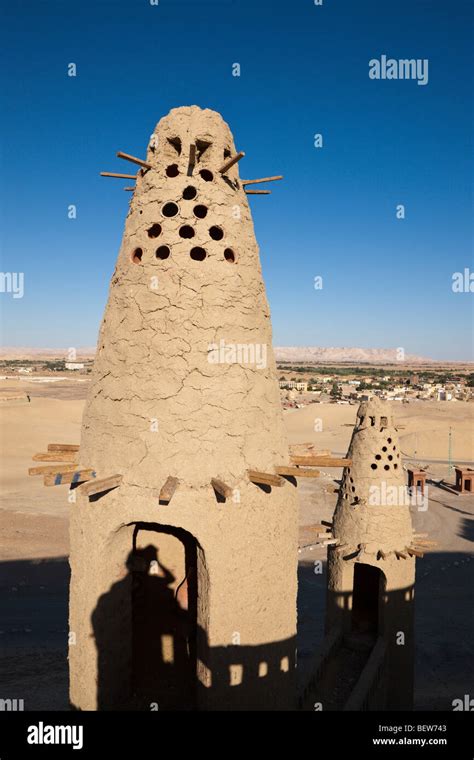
1 0 472 360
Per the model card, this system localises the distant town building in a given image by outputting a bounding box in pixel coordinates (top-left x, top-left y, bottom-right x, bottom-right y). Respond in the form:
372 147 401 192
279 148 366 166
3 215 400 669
279 381 307 391
339 383 354 398
437 389 453 401
65 362 85 370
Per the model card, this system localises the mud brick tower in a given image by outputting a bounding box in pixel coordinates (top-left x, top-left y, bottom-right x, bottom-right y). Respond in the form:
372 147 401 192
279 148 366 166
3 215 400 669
325 398 417 709
69 106 298 711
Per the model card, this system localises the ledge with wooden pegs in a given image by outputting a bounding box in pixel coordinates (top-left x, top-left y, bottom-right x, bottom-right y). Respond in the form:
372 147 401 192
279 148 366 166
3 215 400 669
29 444 97 488
281 445 351 479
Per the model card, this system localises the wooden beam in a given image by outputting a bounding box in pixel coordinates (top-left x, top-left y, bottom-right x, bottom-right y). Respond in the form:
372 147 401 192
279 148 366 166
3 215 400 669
377 549 387 560
124 187 135 191
335 544 348 554
116 151 152 169
407 547 424 558
242 175 283 186
47 443 80 452
219 151 245 174
245 189 271 195
289 455 352 467
159 476 179 503
289 444 331 457
32 451 77 463
80 474 122 498
395 550 407 560
247 469 284 487
29 464 78 476
100 172 137 179
189 143 196 165
211 478 233 499
44 469 96 487
275 466 320 478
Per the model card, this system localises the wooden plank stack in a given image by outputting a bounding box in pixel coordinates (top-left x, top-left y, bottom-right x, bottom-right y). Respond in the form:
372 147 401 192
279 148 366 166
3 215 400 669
28 443 97 488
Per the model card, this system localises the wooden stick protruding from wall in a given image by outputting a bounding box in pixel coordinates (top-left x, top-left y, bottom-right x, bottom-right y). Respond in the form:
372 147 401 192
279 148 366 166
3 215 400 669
247 470 284 487
47 443 79 452
219 151 245 174
29 464 79 476
242 176 283 186
159 476 180 503
80 474 122 499
44 469 96 487
290 455 352 468
116 151 152 169
275 466 320 478
32 451 78 463
100 172 137 180
211 478 233 499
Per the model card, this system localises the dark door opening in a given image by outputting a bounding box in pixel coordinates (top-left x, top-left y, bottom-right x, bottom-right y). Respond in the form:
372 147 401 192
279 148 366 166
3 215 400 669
131 524 198 710
351 563 384 636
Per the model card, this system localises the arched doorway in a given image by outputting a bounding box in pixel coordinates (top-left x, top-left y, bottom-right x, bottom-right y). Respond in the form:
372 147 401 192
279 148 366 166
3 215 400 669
351 563 384 636
131 523 199 710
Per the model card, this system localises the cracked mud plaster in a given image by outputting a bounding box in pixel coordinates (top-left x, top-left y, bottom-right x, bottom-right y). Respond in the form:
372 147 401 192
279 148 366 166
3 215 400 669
79 106 291 488
70 108 298 711
332 398 415 555
326 398 416 710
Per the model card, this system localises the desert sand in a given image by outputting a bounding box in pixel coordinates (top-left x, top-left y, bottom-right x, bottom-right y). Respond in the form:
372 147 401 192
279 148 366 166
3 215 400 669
0 381 473 709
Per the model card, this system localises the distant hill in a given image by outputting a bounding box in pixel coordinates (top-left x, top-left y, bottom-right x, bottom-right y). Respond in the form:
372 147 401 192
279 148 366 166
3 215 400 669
274 347 433 364
0 346 439 363
0 347 96 360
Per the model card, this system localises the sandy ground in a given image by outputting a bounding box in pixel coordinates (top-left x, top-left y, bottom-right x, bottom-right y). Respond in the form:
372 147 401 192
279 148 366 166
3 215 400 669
0 382 473 710
285 399 474 469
